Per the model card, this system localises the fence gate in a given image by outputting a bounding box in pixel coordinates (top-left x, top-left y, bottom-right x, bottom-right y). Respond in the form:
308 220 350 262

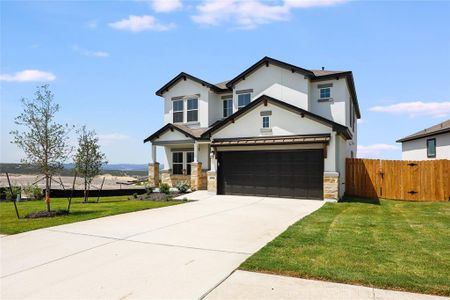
346 158 450 202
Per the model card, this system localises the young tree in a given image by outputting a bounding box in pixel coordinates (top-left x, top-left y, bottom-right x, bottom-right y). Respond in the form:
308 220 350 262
74 126 107 203
10 85 73 212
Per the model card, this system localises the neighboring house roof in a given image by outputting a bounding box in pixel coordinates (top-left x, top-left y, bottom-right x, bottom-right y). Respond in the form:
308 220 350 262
396 119 450 143
201 95 352 140
211 134 331 147
155 72 231 96
154 56 361 118
143 123 209 143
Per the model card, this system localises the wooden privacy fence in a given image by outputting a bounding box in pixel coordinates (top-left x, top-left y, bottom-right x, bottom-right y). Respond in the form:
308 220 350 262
346 158 450 202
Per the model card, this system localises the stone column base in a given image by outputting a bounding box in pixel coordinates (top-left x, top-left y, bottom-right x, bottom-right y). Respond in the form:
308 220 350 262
207 171 217 193
324 172 339 201
148 163 160 187
190 162 202 191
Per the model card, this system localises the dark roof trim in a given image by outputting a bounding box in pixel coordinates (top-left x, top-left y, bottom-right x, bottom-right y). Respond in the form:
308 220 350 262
201 95 352 140
226 56 315 88
211 134 331 147
155 72 231 96
396 127 450 143
144 123 201 143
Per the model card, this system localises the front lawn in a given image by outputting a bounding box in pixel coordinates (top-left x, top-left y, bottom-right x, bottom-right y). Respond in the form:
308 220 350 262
240 198 450 296
0 196 184 235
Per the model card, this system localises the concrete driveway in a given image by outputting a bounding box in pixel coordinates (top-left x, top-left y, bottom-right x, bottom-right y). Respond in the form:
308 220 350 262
0 194 323 299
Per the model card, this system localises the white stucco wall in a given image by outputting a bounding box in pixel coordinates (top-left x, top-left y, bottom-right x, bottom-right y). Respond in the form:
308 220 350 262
401 132 450 160
335 135 348 198
232 64 309 112
309 79 349 127
162 79 211 127
210 101 337 172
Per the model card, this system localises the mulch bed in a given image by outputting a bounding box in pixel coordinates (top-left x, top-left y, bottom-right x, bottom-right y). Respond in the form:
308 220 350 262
25 210 69 219
132 192 185 201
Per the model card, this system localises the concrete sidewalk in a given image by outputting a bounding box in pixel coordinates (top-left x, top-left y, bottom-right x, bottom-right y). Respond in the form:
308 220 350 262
1 195 323 299
206 270 449 300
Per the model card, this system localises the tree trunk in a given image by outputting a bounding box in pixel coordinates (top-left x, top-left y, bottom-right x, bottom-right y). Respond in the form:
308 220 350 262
45 175 51 212
84 177 88 203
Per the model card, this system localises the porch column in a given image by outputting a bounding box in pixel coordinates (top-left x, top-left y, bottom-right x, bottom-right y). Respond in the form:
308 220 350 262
148 143 159 187
151 144 157 163
194 141 199 163
190 162 202 191
207 150 217 193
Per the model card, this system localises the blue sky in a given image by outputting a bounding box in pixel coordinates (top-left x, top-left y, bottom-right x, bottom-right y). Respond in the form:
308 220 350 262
1 0 449 164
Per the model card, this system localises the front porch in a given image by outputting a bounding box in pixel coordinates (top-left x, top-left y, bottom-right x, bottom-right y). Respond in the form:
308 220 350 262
145 124 211 191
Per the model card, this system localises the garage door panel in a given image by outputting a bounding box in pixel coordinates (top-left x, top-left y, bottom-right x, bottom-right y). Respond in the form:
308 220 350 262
218 150 324 200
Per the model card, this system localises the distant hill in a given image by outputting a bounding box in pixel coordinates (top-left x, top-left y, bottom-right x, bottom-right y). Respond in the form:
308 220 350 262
0 163 153 177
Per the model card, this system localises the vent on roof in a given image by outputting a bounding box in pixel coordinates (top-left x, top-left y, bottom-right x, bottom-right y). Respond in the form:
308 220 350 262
322 67 325 70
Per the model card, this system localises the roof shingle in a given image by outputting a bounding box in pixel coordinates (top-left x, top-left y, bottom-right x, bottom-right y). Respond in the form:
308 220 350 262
397 119 450 142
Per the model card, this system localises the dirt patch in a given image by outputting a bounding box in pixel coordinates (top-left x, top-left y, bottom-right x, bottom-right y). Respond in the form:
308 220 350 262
25 210 68 218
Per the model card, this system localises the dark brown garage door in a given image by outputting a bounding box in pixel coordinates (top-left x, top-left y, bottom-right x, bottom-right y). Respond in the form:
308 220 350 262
217 149 324 200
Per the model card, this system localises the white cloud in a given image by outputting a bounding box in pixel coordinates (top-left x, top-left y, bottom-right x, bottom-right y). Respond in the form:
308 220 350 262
151 0 182 12
98 133 130 146
109 15 175 32
357 144 400 158
0 70 56 82
284 0 347 8
192 0 347 29
72 45 110 58
370 101 450 118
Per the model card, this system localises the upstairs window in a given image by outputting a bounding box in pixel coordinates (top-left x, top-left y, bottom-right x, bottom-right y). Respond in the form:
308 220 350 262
223 97 233 118
187 98 198 122
320 87 331 99
238 93 251 109
172 152 184 175
318 83 332 101
262 116 270 128
427 138 436 158
173 100 184 123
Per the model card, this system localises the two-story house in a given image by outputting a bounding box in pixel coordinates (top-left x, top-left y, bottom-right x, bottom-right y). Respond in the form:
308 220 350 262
144 57 360 201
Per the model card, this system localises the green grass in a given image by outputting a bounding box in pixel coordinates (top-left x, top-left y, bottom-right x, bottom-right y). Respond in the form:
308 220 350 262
240 198 450 296
0 196 184 235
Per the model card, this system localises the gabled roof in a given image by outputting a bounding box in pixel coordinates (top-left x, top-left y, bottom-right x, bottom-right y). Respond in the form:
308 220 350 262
201 95 352 140
143 123 209 143
396 119 450 143
155 56 361 118
225 56 315 88
155 72 231 96
224 57 360 118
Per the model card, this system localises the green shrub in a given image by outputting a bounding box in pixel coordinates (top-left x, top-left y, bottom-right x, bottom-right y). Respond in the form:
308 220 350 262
175 181 190 193
5 186 21 201
145 184 153 195
22 184 43 200
159 183 170 195
132 193 138 199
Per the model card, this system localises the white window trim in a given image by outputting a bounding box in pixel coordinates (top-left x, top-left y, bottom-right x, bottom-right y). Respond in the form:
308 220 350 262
171 151 194 175
237 93 251 110
223 97 233 118
187 98 199 122
319 87 331 99
262 116 270 128
173 99 184 123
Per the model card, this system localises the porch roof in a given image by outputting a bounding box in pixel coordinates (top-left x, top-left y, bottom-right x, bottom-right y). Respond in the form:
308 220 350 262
144 123 209 143
211 134 331 147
